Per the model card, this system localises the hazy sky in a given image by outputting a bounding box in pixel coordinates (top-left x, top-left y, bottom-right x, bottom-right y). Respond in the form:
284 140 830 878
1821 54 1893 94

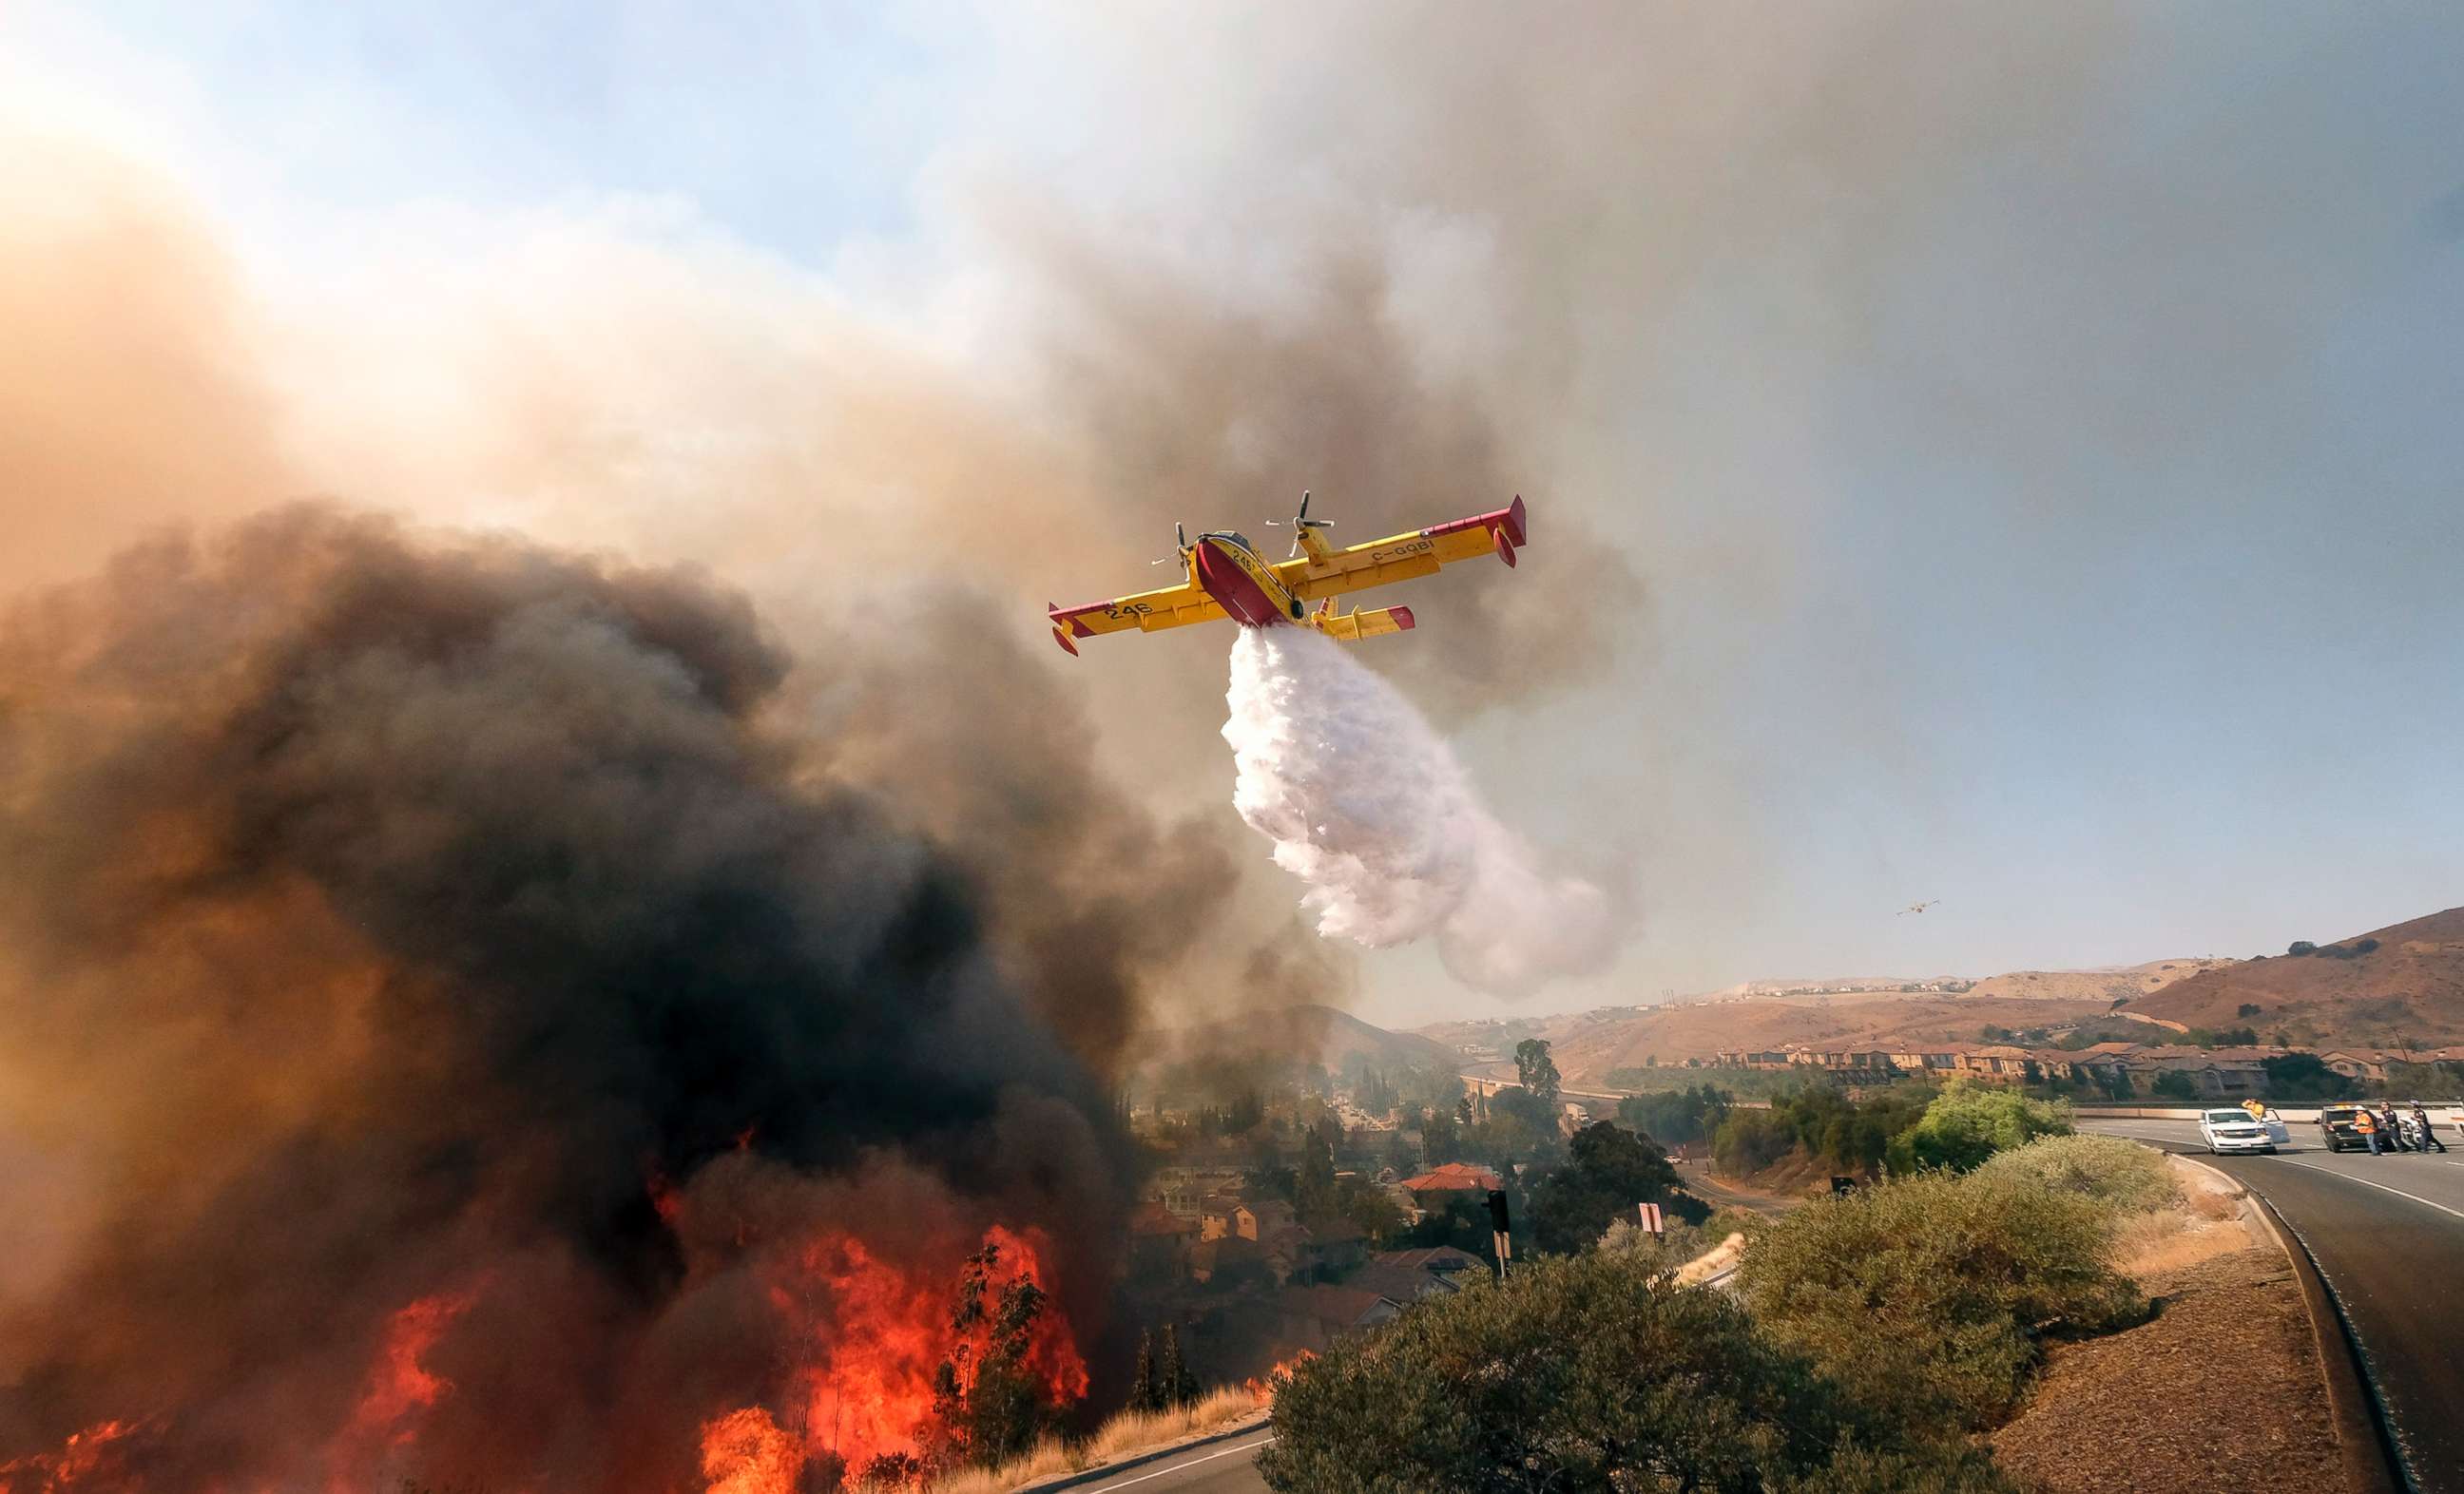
6 2 2460 1026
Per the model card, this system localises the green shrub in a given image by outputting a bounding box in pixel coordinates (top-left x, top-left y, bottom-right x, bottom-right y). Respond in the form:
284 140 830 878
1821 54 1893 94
1713 1107 1798 1175
1973 1133 2177 1216
1259 1243 2008 1492
1886 1079 2070 1174
1737 1171 2145 1432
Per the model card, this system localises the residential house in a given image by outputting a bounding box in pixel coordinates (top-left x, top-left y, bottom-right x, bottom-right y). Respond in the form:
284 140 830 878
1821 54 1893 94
1187 1234 1272 1289
1301 1217 1370 1278
1272 1285 1402 1353
1373 1246 1490 1282
1126 1201 1200 1281
1958 1045 2041 1081
2320 1050 2395 1083
1398 1163 1504 1205
1235 1199 1299 1242
1357 1247 1489 1298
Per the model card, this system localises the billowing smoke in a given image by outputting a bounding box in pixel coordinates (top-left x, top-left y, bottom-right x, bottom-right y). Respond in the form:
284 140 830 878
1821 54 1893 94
0 508 1145 1489
1222 627 1624 997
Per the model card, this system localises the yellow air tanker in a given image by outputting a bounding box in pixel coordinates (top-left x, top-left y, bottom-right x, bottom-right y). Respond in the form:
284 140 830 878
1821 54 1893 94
1048 491 1528 656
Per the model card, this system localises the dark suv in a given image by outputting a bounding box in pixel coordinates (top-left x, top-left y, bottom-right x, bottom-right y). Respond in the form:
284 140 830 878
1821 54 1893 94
2318 1103 2370 1153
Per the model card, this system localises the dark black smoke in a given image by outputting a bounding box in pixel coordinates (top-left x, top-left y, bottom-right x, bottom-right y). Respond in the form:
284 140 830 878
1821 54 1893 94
0 507 1145 1490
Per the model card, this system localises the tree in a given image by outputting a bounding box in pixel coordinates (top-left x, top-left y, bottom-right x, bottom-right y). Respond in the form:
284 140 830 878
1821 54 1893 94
2149 1070 2198 1101
1528 1121 1703 1254
2287 941 2317 957
1259 1237 2009 1492
1156 1324 1196 1408
1127 1329 1162 1413
1885 1080 2069 1174
2237 1004 2262 1019
1514 1038 1562 1107
930 1239 1068 1468
1296 1126 1339 1221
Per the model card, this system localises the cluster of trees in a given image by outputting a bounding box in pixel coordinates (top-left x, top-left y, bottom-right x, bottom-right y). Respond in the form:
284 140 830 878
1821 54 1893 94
1526 1120 1708 1254
1125 1324 1200 1414
1709 1080 2070 1180
1614 1083 1730 1147
2285 937 2379 958
1262 1120 2169 1490
1243 1119 1409 1250
844 1236 1077 1486
1334 1054 1467 1121
1710 1083 1939 1178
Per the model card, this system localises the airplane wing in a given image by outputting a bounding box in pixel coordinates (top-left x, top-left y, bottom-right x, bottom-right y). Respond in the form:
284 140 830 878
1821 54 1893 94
1047 582 1226 655
1274 495 1527 603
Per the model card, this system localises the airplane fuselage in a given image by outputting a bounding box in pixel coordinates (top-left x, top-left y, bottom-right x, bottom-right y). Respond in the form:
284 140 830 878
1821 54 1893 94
1191 533 1306 626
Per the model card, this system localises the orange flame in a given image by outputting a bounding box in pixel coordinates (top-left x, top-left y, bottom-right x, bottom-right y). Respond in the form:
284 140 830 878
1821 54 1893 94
699 1407 807 1494
0 1419 144 1492
1243 1350 1316 1407
322 1286 479 1492
698 1222 1088 1491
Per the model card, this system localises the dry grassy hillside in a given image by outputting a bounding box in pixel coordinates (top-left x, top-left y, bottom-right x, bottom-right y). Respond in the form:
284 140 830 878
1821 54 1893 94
2131 906 2464 1045
1535 994 2112 1084
1131 1002 1459 1076
1966 958 2234 1004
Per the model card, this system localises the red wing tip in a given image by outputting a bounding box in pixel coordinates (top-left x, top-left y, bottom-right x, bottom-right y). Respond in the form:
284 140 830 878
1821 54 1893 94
1392 606 1415 631
1050 625 1080 657
1505 494 1527 546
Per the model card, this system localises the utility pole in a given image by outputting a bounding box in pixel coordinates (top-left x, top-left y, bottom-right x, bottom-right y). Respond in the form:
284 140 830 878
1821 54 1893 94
1487 1188 1513 1281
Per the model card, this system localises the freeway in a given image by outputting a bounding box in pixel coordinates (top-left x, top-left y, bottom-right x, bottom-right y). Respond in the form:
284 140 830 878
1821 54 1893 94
1066 1427 1272 1492
2082 1117 2464 1493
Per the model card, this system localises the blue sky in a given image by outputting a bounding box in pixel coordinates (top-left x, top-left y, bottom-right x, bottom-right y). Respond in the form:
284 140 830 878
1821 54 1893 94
7 3 2461 1024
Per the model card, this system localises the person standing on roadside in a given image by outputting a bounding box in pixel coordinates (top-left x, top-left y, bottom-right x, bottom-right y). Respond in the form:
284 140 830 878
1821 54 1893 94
2415 1103 2451 1154
2356 1104 2383 1155
2378 1101 2412 1152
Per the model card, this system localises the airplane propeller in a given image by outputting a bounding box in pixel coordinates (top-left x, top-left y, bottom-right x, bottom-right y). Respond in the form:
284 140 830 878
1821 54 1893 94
1149 521 1189 565
1266 489 1335 557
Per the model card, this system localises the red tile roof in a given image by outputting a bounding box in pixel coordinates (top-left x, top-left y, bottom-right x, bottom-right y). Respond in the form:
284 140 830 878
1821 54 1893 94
1398 1163 1502 1194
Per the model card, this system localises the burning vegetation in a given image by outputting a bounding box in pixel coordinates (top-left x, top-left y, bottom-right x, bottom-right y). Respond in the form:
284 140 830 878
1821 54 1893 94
0 508 1146 1491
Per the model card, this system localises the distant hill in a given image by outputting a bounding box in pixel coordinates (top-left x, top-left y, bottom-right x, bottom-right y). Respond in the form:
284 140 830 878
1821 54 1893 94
1496 994 2113 1086
1966 958 2236 1004
2131 907 2464 1045
1130 1003 1458 1078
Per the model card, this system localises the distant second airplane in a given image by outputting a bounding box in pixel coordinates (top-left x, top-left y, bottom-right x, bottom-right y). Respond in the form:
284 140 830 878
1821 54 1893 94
1899 900 1940 916
1047 490 1527 656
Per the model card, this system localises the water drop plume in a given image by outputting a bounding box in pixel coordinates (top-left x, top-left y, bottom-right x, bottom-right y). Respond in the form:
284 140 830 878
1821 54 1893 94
1222 626 1625 997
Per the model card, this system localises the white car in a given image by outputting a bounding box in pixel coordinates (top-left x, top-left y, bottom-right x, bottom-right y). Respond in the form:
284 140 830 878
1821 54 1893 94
2199 1108 2278 1155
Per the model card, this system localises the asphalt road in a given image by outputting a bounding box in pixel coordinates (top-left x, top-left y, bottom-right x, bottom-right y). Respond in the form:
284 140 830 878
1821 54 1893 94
1068 1427 1272 1492
2083 1117 2464 1493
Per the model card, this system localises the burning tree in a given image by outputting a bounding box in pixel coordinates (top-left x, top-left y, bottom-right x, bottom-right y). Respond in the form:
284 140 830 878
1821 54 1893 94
928 1237 1072 1469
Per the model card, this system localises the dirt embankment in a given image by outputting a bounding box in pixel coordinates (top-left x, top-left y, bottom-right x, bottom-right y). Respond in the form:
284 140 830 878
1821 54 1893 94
1991 1159 2351 1493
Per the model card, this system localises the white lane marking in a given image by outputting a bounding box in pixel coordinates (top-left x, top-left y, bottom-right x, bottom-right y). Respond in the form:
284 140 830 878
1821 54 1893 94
2262 1157 2464 1222
1081 1433 1276 1491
